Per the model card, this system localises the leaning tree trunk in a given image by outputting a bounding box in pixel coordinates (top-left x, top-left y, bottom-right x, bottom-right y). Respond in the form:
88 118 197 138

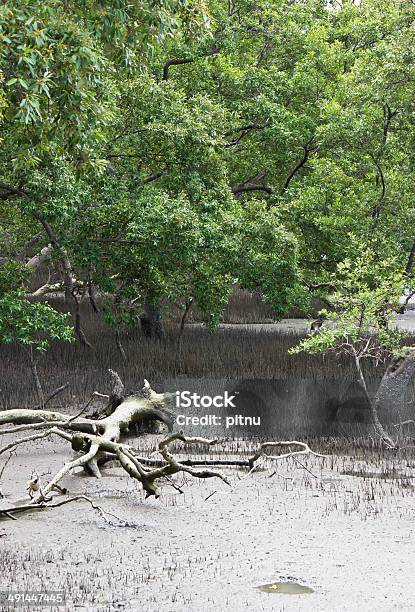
1 372 173 431
0 387 175 440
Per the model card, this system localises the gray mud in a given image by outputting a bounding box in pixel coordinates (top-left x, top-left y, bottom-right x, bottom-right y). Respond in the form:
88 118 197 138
0 435 414 612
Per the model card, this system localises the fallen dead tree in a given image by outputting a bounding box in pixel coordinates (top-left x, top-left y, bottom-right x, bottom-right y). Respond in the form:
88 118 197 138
0 370 326 520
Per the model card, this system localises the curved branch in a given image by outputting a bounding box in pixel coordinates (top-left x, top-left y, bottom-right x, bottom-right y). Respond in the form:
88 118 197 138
232 170 273 197
32 382 70 409
232 184 273 196
248 440 327 468
32 215 74 300
282 136 317 191
0 427 72 456
162 47 220 81
0 494 136 526
0 183 29 199
224 124 266 147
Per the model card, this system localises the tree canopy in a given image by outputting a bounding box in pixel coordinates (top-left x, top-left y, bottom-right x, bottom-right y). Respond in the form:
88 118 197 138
1 0 414 346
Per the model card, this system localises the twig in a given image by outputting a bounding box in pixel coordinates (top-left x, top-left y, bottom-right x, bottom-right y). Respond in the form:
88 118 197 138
164 476 185 494
0 428 71 456
0 452 13 479
268 469 293 480
291 456 319 479
393 420 415 428
32 383 70 410
0 495 139 527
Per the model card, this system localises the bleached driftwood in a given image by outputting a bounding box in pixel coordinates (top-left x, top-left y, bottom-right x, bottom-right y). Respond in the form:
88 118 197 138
0 371 327 519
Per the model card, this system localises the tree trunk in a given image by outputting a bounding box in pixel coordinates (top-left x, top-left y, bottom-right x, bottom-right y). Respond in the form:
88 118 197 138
115 330 127 361
353 355 395 447
176 298 193 369
29 348 44 407
374 350 415 429
140 303 164 340
73 292 93 348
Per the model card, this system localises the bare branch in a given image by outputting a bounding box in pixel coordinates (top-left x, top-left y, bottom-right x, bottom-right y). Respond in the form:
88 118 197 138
32 382 70 410
0 494 137 526
248 440 327 468
224 124 266 147
32 214 74 301
0 427 71 457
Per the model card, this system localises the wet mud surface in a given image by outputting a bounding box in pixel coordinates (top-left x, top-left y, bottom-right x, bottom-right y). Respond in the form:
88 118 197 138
0 435 414 611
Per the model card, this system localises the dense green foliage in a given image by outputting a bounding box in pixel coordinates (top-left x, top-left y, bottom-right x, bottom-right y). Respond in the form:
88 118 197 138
0 0 414 347
290 251 410 361
0 262 73 350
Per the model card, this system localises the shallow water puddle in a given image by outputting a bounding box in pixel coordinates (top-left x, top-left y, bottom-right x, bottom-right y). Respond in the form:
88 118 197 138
256 581 314 594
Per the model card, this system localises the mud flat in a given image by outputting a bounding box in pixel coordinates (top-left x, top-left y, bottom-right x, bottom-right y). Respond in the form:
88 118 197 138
188 309 415 334
0 436 414 612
